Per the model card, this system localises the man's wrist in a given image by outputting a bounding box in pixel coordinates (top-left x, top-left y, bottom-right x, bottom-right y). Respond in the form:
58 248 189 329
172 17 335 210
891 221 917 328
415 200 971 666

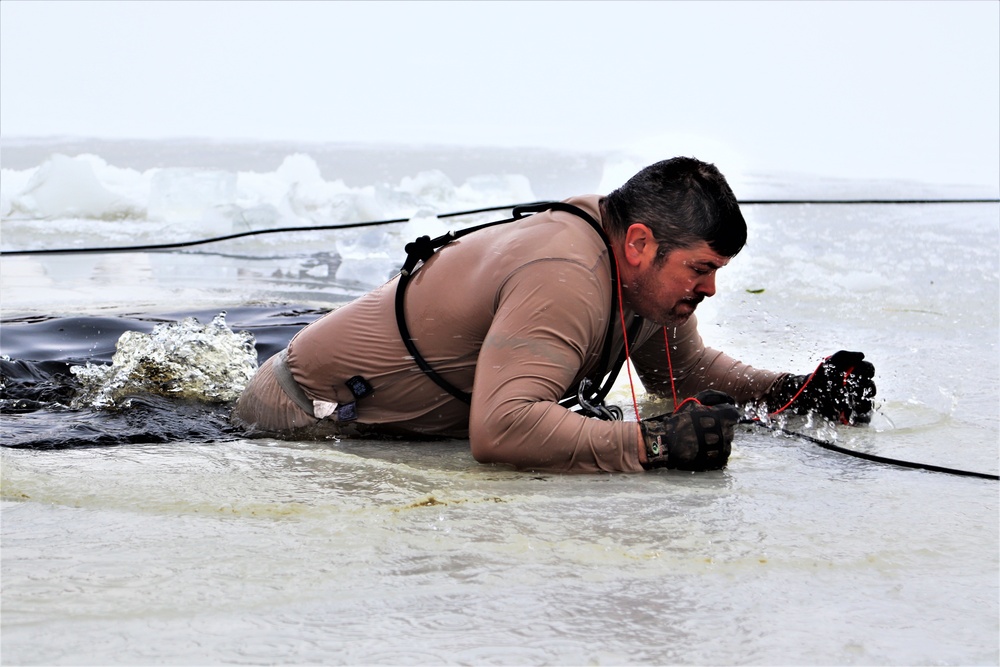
636 423 648 465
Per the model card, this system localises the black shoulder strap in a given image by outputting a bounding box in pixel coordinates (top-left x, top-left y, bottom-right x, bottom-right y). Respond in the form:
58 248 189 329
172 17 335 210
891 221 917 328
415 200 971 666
393 210 523 403
394 201 637 416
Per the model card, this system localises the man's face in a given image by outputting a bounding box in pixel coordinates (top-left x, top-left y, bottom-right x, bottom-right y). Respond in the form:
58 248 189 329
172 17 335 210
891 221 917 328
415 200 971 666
626 240 730 326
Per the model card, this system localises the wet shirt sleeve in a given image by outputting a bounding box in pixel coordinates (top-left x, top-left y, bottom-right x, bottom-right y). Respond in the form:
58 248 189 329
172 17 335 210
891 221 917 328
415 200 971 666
630 315 784 405
467 258 644 473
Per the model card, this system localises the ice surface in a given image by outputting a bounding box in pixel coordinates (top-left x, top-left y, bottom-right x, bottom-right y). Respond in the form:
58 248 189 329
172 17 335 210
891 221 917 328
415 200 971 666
0 140 997 666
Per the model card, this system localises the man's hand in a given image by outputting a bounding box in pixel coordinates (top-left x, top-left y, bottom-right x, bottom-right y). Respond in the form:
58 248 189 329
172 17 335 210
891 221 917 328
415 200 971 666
768 350 876 424
640 390 740 471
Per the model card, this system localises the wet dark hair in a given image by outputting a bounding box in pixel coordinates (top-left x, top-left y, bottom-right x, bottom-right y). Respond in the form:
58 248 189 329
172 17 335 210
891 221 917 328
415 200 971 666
602 157 747 260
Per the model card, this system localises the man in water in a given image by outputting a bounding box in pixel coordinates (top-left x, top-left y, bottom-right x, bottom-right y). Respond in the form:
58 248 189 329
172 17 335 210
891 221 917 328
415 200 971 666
232 157 875 473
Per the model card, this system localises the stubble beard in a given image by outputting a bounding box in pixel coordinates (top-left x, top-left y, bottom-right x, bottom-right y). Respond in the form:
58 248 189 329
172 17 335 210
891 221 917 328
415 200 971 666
626 272 702 327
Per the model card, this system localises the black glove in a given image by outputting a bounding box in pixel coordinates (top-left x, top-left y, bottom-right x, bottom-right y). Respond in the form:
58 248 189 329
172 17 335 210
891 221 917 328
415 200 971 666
640 390 740 471
767 350 876 424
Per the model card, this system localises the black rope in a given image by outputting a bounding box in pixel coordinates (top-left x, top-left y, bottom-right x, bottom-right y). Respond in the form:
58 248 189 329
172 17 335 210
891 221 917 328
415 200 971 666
743 419 999 481
0 203 550 257
2 198 996 257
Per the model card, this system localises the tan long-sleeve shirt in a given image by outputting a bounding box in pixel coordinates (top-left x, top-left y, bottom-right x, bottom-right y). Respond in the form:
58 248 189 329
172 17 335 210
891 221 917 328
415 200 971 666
232 195 782 472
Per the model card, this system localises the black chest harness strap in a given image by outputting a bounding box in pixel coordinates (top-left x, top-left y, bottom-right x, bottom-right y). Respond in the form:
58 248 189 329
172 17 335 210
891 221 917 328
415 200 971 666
394 201 641 421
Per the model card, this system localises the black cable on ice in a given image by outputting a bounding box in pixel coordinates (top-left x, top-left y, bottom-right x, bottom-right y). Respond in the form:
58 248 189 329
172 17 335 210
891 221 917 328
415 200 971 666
743 419 999 481
2 198 997 257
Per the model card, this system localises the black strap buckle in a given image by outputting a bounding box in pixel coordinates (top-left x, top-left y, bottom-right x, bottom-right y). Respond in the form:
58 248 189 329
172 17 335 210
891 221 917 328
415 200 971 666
575 378 623 421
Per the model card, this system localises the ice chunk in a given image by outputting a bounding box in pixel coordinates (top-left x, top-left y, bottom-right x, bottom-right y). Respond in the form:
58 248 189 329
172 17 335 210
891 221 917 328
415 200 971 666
275 153 325 185
148 168 237 223
8 154 141 220
457 173 534 206
399 170 456 203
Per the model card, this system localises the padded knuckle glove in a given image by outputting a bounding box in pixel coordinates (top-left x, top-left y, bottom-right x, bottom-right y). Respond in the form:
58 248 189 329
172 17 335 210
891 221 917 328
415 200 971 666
768 350 877 424
640 390 740 471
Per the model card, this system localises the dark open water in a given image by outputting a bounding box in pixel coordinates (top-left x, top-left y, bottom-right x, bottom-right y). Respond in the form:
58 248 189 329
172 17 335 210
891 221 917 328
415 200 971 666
1 306 325 449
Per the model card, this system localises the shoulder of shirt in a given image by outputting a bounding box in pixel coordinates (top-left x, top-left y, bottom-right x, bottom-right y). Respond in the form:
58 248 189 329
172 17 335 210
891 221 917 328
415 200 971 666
512 194 606 255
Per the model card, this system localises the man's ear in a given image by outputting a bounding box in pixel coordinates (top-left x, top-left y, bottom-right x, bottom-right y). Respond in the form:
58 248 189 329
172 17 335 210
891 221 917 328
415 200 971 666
623 223 656 267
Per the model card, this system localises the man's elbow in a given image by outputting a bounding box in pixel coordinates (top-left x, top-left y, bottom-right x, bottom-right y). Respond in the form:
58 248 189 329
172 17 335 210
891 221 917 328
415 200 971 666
468 420 505 464
468 402 530 466
469 397 561 468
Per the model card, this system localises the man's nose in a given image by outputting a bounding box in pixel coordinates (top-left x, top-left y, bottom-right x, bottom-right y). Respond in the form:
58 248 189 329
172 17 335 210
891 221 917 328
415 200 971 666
696 273 717 297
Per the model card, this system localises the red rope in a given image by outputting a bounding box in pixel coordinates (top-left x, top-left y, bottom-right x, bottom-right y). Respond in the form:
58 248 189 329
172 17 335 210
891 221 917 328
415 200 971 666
769 370 816 417
662 325 706 413
663 326 679 410
611 250 642 422
768 355 854 424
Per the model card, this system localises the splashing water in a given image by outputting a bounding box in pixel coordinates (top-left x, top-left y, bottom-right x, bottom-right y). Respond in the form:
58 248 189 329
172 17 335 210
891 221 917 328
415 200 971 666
69 313 258 409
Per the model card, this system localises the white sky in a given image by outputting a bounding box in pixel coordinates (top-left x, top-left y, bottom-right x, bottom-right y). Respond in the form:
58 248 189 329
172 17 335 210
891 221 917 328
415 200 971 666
1 0 998 188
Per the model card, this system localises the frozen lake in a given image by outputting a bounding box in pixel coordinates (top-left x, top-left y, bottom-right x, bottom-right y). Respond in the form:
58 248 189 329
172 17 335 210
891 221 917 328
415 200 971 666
1 140 997 665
